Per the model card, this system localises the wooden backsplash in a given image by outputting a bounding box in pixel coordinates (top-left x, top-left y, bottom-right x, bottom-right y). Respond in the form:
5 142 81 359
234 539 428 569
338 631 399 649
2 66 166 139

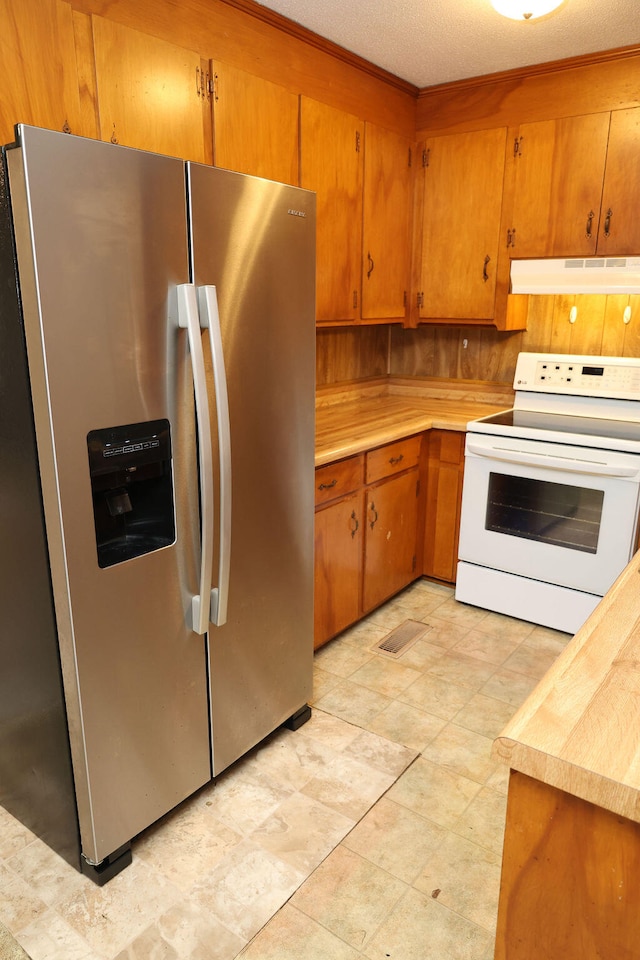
317 294 640 387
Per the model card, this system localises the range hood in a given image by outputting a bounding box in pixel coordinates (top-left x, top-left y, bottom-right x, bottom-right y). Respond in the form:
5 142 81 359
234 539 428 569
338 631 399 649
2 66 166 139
510 257 640 294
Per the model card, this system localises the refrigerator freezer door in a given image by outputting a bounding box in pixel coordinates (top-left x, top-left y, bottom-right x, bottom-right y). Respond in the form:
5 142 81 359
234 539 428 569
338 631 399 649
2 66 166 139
7 126 211 865
188 164 316 775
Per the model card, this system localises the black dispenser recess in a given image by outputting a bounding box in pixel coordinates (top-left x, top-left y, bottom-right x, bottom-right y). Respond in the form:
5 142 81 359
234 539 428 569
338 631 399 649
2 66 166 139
87 420 176 568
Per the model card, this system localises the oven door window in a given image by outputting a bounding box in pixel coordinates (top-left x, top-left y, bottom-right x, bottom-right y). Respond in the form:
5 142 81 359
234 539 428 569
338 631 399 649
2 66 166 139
485 472 604 554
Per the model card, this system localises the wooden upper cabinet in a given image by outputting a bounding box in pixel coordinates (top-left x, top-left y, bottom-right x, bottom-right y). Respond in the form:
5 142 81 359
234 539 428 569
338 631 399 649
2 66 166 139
598 107 640 255
361 122 414 321
507 113 610 258
212 62 298 185
300 97 364 323
419 127 507 322
0 0 83 143
91 16 207 162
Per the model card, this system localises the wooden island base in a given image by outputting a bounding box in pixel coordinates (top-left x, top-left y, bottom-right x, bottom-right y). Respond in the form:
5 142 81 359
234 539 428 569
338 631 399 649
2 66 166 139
495 771 640 960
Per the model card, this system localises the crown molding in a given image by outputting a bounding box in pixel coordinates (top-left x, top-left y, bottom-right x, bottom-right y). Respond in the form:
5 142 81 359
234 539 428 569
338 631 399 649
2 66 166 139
417 43 640 99
218 0 419 96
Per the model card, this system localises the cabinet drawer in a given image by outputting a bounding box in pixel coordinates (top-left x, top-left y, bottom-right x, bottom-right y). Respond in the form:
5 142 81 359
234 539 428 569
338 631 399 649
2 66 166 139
315 455 364 506
365 435 421 485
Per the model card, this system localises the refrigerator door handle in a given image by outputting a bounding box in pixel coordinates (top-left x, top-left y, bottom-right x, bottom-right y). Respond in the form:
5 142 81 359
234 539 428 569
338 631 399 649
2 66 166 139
176 283 214 636
198 285 231 626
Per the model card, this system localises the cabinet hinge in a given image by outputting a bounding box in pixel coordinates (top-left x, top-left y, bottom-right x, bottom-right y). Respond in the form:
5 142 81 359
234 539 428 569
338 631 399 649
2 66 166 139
211 72 217 101
417 291 424 308
422 147 430 168
353 290 358 309
506 228 516 249
196 67 214 100
408 147 412 168
403 290 408 308
356 130 361 153
513 135 523 158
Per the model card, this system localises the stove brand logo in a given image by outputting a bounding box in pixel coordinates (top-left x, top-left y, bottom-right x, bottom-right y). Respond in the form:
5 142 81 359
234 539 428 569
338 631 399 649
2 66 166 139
287 208 307 218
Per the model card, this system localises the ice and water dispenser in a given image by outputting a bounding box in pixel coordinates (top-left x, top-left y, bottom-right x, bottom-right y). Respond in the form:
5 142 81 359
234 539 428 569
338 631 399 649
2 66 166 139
87 420 175 568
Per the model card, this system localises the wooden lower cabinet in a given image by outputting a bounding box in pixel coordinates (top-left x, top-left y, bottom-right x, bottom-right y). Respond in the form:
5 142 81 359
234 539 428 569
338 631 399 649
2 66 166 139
423 430 465 583
362 469 420 613
495 771 640 960
314 491 363 649
314 435 422 648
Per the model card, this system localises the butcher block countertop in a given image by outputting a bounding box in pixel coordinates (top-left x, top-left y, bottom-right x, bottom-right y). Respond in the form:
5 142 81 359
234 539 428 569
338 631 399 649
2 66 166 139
493 549 640 824
315 377 513 466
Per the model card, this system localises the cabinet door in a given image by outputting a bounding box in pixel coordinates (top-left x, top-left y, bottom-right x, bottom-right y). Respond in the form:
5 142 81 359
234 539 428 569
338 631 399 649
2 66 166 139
91 16 207 162
0 0 82 143
301 97 364 322
363 470 419 613
361 123 414 320
423 430 465 583
508 114 610 258
420 127 506 321
212 62 298 185
598 107 640 255
314 493 363 648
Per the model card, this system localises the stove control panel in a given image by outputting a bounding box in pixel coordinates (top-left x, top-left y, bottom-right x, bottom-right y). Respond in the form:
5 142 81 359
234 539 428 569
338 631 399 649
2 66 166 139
514 353 640 400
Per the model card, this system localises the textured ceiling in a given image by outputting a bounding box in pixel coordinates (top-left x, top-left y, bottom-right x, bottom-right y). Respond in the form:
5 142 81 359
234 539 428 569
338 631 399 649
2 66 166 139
254 0 640 88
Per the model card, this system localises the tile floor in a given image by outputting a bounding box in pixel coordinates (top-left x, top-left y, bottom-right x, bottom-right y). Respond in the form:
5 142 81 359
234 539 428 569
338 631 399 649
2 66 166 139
0 579 571 960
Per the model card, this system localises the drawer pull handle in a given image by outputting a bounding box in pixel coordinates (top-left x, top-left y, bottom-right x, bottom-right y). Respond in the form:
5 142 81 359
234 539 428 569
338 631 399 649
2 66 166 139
369 501 378 530
318 478 337 491
349 510 359 538
389 454 404 466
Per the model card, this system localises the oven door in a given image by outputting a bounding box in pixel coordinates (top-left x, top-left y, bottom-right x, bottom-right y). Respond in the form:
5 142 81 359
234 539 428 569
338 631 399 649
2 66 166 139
458 432 640 596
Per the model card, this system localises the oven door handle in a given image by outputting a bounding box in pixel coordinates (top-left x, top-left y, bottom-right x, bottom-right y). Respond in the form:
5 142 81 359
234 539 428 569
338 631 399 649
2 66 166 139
466 441 640 479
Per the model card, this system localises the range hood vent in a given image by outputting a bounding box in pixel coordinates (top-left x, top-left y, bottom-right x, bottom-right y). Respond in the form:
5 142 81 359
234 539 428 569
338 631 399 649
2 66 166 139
510 257 640 294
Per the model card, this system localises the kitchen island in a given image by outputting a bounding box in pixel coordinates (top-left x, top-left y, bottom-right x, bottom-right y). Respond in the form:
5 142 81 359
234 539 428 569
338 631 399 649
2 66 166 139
492 550 640 959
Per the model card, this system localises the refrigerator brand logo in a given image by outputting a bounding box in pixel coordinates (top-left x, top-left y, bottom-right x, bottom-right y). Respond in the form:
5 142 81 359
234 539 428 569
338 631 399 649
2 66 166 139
287 208 307 218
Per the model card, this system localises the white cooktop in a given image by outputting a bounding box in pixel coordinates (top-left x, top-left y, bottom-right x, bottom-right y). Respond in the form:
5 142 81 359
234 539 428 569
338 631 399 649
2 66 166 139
468 353 640 453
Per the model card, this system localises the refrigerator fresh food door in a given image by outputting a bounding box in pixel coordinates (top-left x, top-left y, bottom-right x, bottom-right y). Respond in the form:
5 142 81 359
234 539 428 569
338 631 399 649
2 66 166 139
187 163 316 775
7 126 211 867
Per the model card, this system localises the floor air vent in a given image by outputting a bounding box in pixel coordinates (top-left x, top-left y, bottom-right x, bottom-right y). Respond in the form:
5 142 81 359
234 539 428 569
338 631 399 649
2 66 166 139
374 619 430 658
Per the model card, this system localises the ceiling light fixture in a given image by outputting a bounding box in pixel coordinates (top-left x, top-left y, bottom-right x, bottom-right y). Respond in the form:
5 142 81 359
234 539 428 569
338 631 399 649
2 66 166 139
491 0 565 20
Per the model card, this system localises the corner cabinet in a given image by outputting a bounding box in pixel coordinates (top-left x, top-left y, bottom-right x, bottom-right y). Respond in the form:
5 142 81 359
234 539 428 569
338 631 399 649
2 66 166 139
417 127 507 324
314 436 423 649
361 122 414 322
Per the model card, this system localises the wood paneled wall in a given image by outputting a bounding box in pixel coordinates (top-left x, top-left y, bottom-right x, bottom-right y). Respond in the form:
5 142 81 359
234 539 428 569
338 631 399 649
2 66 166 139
416 45 640 137
316 327 389 386
389 295 640 385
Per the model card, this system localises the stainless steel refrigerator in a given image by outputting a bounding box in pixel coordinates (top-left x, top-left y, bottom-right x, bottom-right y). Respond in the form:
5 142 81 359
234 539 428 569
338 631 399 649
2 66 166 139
0 125 315 883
